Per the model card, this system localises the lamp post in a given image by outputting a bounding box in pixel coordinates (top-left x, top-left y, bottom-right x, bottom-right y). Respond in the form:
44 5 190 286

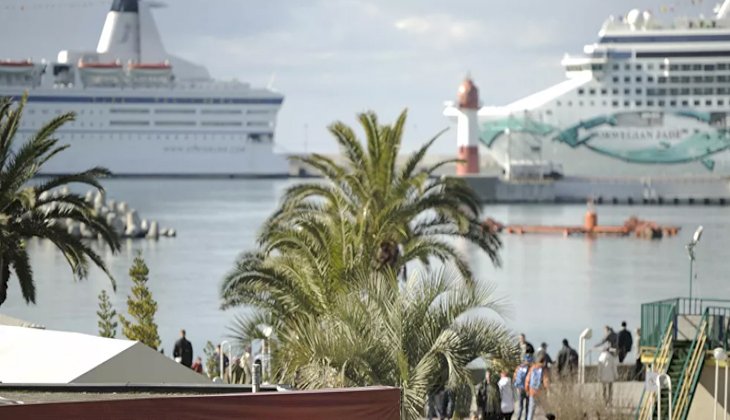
686 225 703 302
504 128 512 180
656 373 673 420
714 347 728 420
579 328 593 384
258 325 273 383
220 340 232 383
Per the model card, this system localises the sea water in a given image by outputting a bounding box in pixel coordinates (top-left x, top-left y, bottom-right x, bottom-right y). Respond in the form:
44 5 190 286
4 179 729 363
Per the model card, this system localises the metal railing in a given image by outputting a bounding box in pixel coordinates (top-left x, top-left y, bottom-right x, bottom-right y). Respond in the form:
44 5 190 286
641 299 679 347
706 306 730 350
637 298 730 420
671 311 709 420
637 317 675 420
641 298 730 347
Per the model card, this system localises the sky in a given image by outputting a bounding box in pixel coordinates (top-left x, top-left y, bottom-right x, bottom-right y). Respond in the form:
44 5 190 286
0 0 720 154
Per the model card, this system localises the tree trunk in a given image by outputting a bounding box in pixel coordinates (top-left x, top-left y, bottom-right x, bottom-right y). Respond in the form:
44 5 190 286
0 254 8 307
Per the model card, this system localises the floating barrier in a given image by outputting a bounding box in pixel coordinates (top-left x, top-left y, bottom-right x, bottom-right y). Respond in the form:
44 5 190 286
483 211 680 239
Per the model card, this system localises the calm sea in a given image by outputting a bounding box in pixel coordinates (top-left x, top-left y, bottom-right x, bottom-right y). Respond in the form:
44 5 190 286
4 179 730 362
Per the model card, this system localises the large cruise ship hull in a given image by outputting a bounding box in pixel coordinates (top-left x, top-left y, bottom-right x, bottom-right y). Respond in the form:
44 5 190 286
446 2 730 180
2 88 289 176
0 0 289 177
480 106 730 177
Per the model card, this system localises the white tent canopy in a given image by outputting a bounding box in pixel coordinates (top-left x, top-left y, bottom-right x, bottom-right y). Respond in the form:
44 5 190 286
0 314 45 329
0 326 209 384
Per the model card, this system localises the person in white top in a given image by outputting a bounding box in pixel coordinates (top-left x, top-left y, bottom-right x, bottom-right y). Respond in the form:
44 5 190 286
597 346 619 405
497 370 515 420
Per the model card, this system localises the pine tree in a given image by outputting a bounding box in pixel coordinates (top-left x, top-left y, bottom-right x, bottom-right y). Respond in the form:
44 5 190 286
119 252 160 350
96 290 118 338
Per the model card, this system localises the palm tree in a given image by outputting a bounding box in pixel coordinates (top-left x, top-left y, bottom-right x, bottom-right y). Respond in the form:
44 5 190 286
270 109 500 280
275 265 518 420
221 109 503 354
0 96 120 306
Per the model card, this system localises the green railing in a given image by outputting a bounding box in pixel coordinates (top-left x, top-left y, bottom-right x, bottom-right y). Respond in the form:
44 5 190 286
672 309 709 420
706 306 730 350
641 299 678 347
637 297 730 420
636 307 676 420
641 298 730 347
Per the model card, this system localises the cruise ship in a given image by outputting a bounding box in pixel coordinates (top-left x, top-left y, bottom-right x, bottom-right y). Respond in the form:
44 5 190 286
0 0 287 176
445 0 730 178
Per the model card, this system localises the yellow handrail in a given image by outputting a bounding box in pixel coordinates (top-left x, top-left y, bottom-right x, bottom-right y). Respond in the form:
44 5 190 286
638 320 675 420
671 318 708 420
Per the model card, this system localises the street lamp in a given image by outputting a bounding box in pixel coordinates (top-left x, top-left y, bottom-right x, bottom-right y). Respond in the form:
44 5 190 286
713 347 728 420
258 325 274 383
220 340 232 383
579 328 593 384
686 225 703 302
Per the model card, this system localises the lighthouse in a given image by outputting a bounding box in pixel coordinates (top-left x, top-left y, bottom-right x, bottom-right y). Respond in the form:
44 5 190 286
455 78 481 175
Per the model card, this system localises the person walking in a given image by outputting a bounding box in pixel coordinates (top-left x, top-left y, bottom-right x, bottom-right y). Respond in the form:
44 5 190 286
633 328 645 381
173 329 193 368
476 370 500 420
597 346 618 405
433 387 455 420
617 321 633 363
536 342 553 368
519 333 535 360
497 370 515 420
513 354 532 420
525 354 550 420
556 339 579 378
594 325 618 350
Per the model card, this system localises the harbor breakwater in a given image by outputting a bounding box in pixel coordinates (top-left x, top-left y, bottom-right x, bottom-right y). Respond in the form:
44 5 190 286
43 187 176 240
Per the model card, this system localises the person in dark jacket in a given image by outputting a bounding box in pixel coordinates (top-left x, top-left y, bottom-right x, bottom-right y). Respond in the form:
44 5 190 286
617 321 633 363
594 326 618 350
426 386 454 420
476 370 501 420
173 329 193 367
556 339 579 378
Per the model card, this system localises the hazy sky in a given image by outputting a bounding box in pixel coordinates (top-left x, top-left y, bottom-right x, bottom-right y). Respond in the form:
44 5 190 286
0 0 720 154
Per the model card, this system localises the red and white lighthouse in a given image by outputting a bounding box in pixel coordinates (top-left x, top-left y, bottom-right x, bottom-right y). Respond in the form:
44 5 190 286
455 78 480 176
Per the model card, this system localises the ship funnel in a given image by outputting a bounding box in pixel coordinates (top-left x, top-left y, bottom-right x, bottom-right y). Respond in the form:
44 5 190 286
96 0 167 63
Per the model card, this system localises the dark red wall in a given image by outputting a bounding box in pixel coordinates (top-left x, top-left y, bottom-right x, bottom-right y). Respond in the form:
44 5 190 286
0 386 401 420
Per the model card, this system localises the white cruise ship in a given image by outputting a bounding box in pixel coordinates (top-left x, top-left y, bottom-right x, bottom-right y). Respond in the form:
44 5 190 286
0 0 287 176
445 0 730 178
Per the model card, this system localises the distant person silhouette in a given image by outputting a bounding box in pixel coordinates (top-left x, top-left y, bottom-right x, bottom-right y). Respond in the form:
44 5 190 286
173 329 193 367
617 321 633 363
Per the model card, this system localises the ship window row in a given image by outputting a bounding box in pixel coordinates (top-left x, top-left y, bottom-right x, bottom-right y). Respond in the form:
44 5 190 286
155 109 196 115
201 109 243 115
610 63 730 72
557 98 728 107
656 75 730 83
51 133 274 141
647 87 729 95
80 108 268 116
110 108 150 114
607 74 730 84
107 121 275 127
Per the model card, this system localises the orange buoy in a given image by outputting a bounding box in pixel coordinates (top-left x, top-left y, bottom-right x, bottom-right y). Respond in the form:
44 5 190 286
584 210 597 231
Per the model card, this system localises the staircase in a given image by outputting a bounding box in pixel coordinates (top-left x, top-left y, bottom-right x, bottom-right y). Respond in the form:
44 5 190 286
636 298 722 420
652 341 691 419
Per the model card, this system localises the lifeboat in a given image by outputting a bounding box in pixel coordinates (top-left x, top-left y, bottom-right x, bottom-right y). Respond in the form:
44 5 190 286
78 60 123 73
77 60 124 87
128 62 172 70
0 59 35 74
127 61 173 85
128 61 173 76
